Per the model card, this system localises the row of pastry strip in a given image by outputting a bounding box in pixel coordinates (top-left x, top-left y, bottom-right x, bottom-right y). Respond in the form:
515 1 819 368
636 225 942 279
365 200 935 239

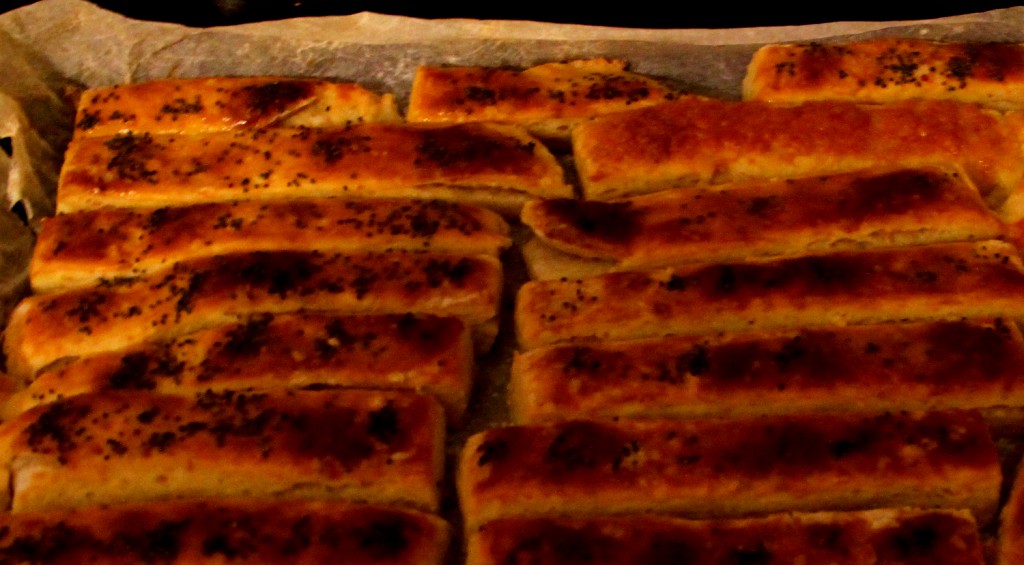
0 389 450 563
62 71 1024 226
463 256 1020 562
10 76 530 412
465 241 1024 521
39 47 1024 560
0 77 536 563
443 42 1024 564
742 45 1024 451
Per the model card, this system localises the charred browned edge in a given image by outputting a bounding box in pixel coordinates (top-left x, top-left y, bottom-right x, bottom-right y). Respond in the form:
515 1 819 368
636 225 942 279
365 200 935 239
0 502 439 562
476 511 982 564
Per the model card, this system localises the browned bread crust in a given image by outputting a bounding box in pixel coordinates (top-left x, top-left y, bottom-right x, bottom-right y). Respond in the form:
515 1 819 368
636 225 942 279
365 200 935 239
31 198 510 293
571 97 1023 203
5 250 501 378
0 389 445 513
74 77 401 137
521 167 1004 272
407 59 683 142
457 411 1000 530
468 509 984 565
1001 452 1024 564
511 319 1024 424
744 39 1024 109
7 313 473 423
0 499 449 564
515 240 1024 350
57 124 572 215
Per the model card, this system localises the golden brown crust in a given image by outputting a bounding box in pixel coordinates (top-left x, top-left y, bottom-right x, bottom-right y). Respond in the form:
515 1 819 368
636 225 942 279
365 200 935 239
0 389 445 513
5 251 502 378
458 411 1000 531
515 240 1024 350
511 319 1024 424
57 124 572 215
744 39 1024 109
0 500 449 564
32 198 510 293
571 97 1023 203
521 167 1004 270
7 313 473 423
407 59 683 142
74 77 401 137
468 509 984 565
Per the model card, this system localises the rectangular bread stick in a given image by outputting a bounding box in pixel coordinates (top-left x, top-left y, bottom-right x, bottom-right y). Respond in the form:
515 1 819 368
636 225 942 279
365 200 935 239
58 123 572 215
743 39 1024 109
407 58 683 142
0 500 449 564
521 166 1004 273
6 313 473 423
31 198 510 293
458 411 1000 530
73 77 401 138
571 97 1023 203
0 389 445 513
5 250 502 378
511 319 1024 425
468 509 984 565
515 240 1024 350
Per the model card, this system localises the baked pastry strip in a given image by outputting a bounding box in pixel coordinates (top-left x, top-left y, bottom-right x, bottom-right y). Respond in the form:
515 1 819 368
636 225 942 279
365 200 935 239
458 410 999 530
58 123 572 216
32 198 510 293
571 97 1022 203
468 509 984 565
0 389 445 513
515 240 1024 350
743 39 1024 109
5 250 501 378
407 58 683 142
0 499 449 564
511 319 1024 425
521 166 1004 272
6 313 473 423
74 77 401 138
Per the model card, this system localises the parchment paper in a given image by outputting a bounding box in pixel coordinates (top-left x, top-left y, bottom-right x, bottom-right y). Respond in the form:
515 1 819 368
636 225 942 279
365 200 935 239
1 1 1023 538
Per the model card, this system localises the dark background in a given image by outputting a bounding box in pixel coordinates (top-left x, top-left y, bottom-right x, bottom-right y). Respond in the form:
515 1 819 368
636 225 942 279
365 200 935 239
0 0 1021 29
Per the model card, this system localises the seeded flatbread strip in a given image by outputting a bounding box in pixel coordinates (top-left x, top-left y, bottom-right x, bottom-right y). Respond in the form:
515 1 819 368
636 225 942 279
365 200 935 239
0 499 449 564
521 167 1004 271
5 250 501 379
31 198 510 293
511 319 1024 425
743 39 1024 109
457 411 999 531
571 97 1023 203
0 389 445 513
58 124 572 216
407 58 684 142
468 509 984 565
515 240 1024 350
74 77 401 138
6 313 473 423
